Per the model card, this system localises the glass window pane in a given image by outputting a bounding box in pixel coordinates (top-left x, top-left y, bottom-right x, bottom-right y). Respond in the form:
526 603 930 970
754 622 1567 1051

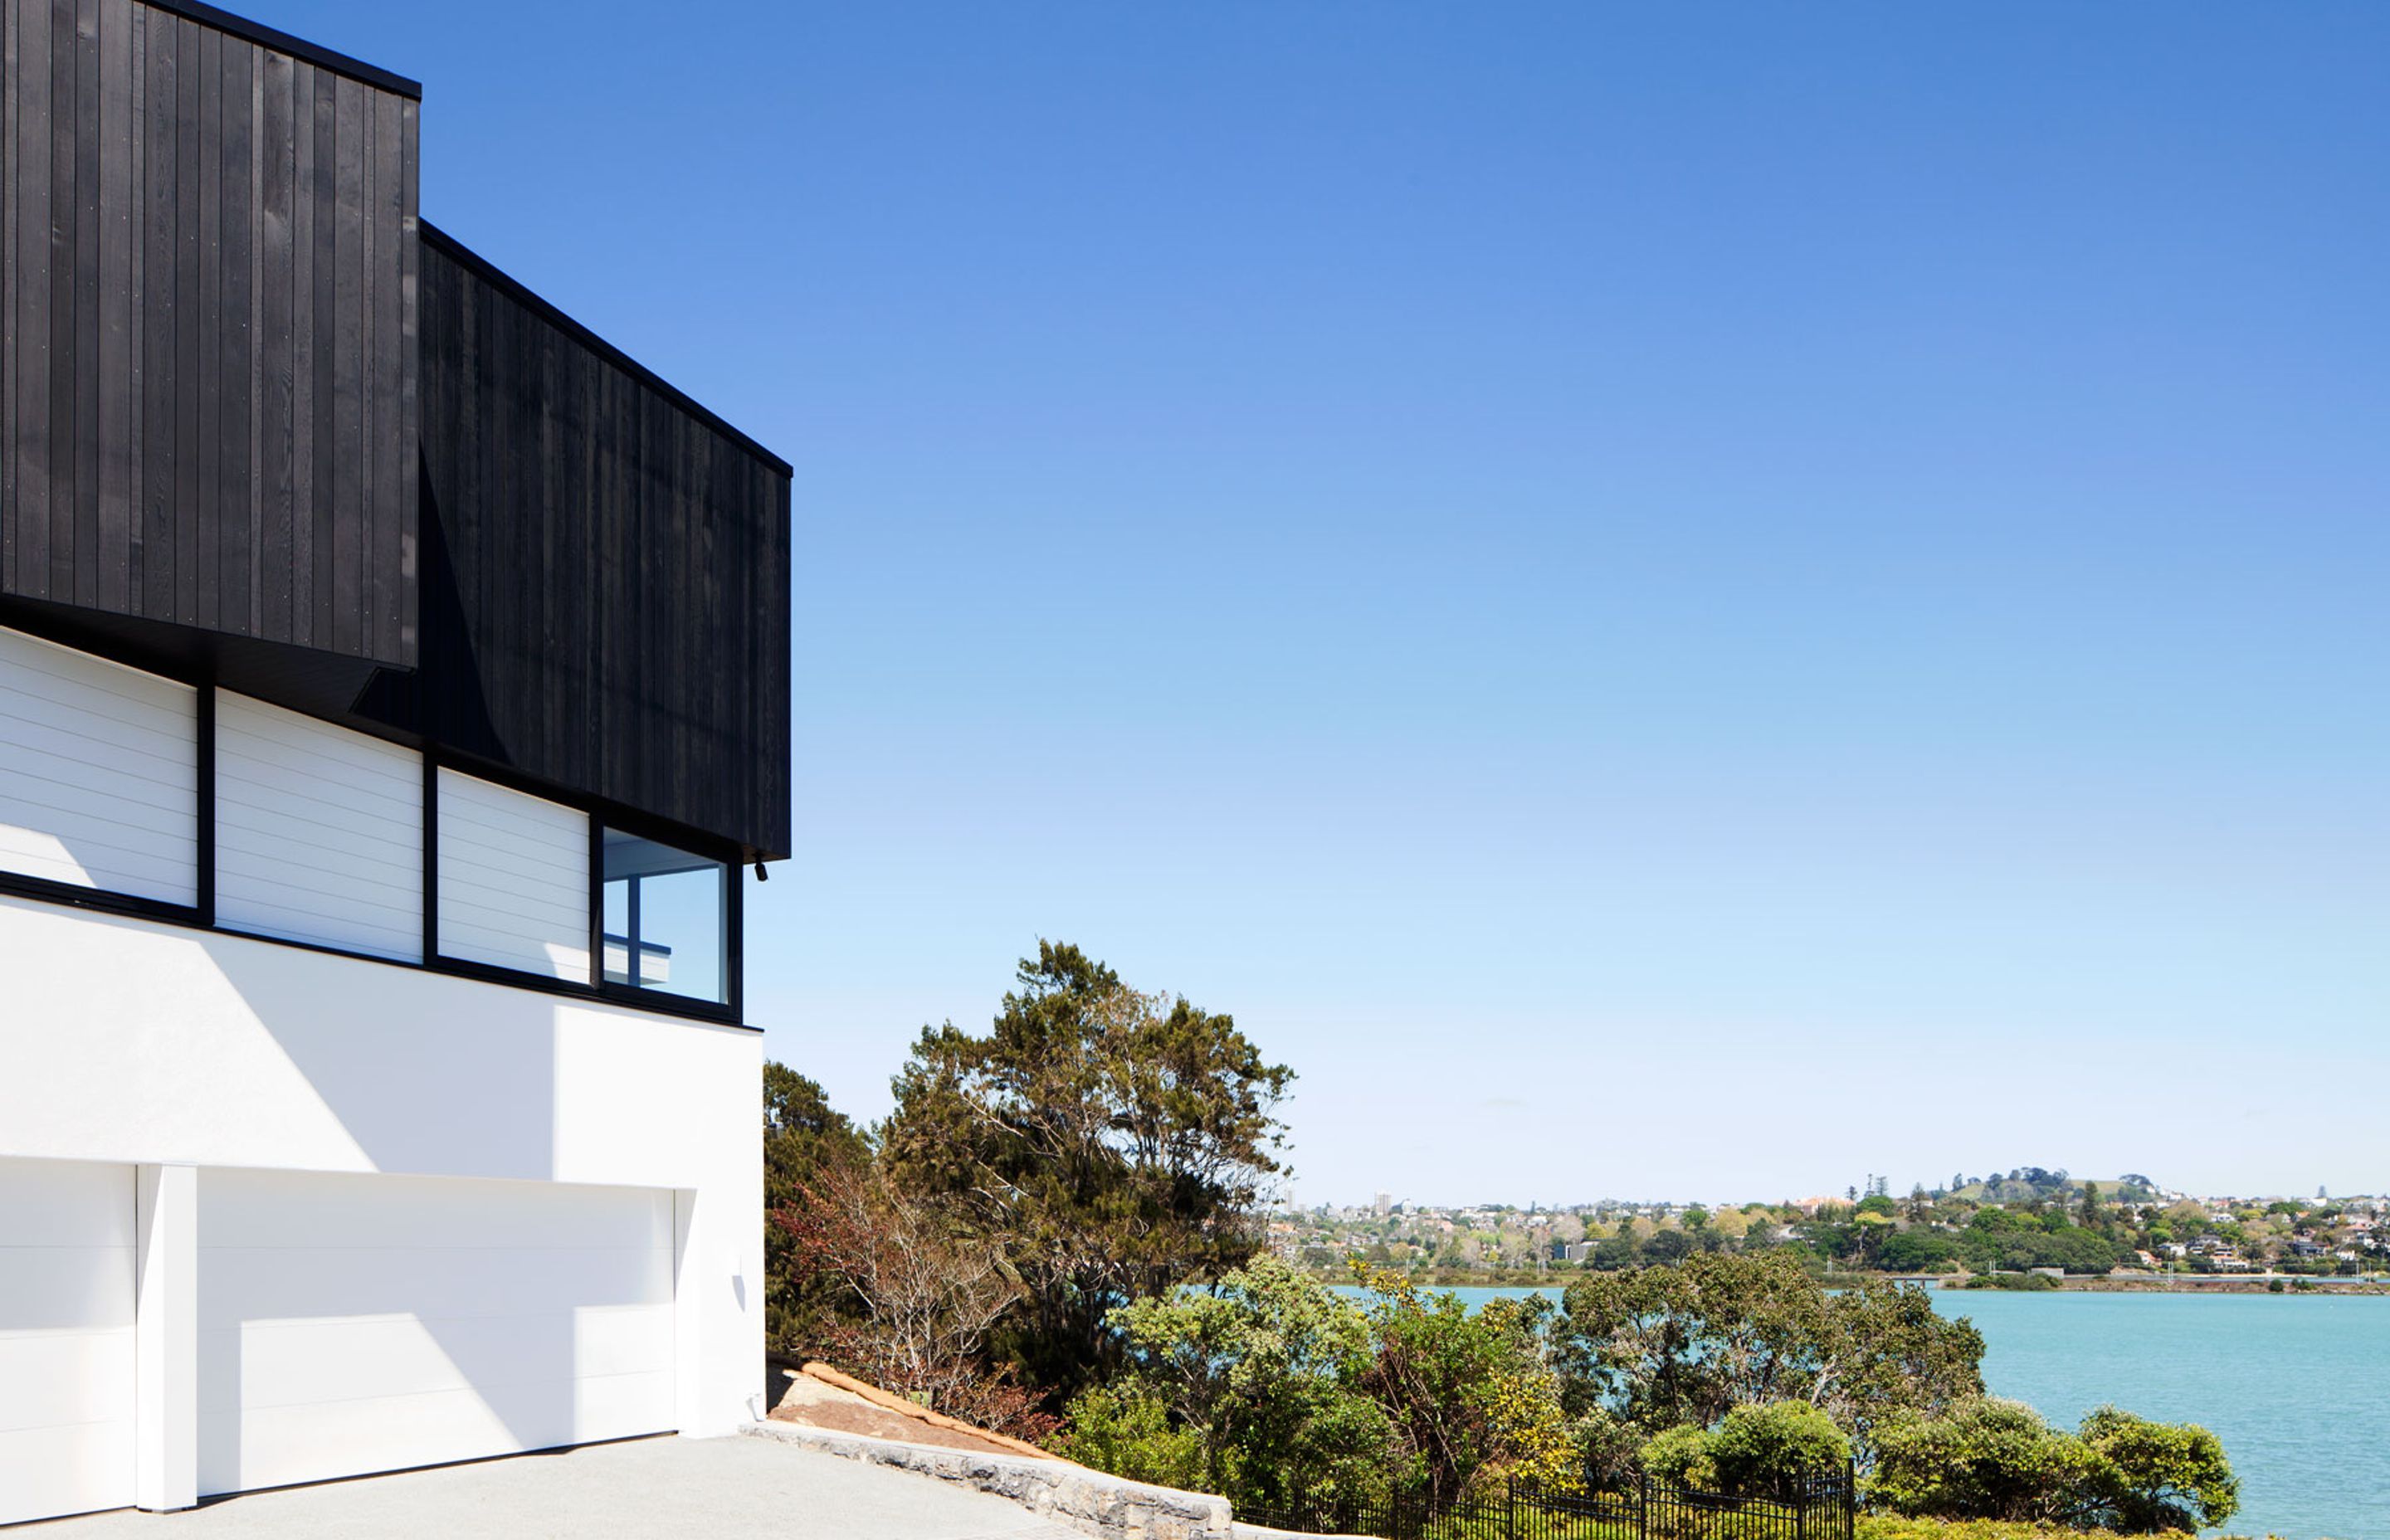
600 828 727 1005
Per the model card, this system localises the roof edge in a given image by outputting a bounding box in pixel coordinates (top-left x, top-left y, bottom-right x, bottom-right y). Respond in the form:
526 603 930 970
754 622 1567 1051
144 0 422 99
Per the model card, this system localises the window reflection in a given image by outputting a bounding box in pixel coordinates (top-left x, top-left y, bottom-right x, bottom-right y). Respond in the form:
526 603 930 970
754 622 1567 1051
601 828 727 1004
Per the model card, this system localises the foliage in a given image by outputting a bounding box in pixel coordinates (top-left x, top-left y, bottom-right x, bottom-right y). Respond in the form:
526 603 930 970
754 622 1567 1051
1871 1398 2237 1533
1636 1424 1717 1489
1635 1401 1848 1500
1871 1398 2108 1524
1705 1401 1852 1499
1573 1405 1645 1491
1062 1254 1390 1509
1058 1258 1575 1517
1857 1518 2119 1540
762 1062 871 1354
1051 1382 1207 1492
2075 1406 2239 1533
1356 1267 1579 1504
1554 1252 1985 1447
768 1155 1056 1442
1958 1211 2123 1277
1877 1230 1959 1273
882 942 1294 1404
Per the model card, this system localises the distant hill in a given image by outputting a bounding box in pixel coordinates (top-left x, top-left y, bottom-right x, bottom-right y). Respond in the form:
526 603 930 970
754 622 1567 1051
1942 1169 2160 1205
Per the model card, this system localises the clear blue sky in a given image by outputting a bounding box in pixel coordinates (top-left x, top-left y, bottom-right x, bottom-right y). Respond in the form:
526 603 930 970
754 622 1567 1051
280 2 2387 1204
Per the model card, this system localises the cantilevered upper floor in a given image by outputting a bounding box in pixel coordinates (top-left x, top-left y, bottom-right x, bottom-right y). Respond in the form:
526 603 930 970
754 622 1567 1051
0 0 792 870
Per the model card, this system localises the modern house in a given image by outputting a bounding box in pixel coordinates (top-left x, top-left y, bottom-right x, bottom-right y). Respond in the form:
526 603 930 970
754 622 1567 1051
0 0 789 1523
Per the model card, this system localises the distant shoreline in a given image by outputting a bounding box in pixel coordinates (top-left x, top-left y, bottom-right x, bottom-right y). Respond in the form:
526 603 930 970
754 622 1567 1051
1944 1274 2390 1295
1309 1266 2390 1296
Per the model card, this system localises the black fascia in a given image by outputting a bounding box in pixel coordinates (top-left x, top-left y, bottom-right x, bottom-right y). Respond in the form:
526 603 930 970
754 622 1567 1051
138 0 422 98
417 220 792 476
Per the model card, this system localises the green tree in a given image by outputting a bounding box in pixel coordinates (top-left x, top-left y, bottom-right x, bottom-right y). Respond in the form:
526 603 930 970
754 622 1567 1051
1876 1230 1958 1274
1705 1401 1851 1498
1871 1397 2105 1523
1060 1255 1391 1509
1640 1402 1849 1497
1554 1252 1983 1447
882 943 1294 1404
1871 1397 2238 1533
1637 1424 1718 1489
1645 1227 1697 1264
1355 1269 1578 1506
1060 1260 1573 1517
762 1062 871 1354
2078 1406 2240 1532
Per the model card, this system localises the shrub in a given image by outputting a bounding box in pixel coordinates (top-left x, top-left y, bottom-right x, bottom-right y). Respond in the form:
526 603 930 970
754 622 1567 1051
2076 1406 2239 1532
1055 1382 1207 1492
1707 1401 1851 1499
1638 1424 1719 1489
1871 1398 2105 1523
1858 1518 2119 1540
1871 1398 2240 1533
1574 1405 1644 1491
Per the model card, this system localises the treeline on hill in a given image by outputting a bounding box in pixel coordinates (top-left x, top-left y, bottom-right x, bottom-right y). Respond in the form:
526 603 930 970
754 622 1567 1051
1335 1172 2376 1282
764 948 2237 1536
1332 1192 2142 1280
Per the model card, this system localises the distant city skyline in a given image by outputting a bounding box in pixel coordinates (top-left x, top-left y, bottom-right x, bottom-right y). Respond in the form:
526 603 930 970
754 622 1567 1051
264 0 2390 1201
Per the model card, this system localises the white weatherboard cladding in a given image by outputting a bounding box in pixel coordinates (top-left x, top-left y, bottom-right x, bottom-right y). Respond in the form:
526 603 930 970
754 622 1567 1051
437 768 590 981
0 627 198 905
213 693 423 961
195 1170 676 1495
0 1158 136 1526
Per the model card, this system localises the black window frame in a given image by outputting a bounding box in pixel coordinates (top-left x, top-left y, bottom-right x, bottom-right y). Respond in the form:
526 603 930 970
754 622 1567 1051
0 622 753 1032
593 822 742 1020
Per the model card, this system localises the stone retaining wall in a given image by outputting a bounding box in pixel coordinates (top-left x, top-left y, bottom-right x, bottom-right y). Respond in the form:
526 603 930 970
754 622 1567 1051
742 1419 1236 1540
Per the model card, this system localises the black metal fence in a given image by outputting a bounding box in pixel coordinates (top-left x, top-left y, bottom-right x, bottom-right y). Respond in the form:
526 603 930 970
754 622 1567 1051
1236 1463 1856 1540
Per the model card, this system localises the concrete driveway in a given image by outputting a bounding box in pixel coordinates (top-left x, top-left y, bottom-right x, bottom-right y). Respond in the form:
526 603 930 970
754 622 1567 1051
28 1435 1087 1539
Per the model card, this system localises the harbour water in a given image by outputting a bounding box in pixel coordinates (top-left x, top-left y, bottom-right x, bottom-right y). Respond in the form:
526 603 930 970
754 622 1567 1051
1415 1284 2388 1538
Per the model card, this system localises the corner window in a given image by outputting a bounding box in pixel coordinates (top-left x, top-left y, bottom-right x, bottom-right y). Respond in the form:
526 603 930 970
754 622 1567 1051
601 829 728 1005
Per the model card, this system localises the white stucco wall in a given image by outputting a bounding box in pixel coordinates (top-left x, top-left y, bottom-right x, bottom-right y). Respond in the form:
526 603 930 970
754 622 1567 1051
0 893 763 1441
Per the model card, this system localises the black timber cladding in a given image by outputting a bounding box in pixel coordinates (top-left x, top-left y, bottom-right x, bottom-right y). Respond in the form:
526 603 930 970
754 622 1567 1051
0 0 419 667
406 222 792 863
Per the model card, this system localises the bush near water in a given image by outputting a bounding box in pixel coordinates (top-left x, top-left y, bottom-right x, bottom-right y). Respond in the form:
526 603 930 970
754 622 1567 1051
764 945 2240 1536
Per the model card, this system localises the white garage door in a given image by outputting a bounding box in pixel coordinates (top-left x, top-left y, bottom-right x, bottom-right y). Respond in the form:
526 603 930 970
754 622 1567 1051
198 1170 676 1496
0 1159 135 1525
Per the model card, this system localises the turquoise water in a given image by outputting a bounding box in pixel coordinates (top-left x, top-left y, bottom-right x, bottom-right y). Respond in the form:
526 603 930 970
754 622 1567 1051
1388 1285 2390 1538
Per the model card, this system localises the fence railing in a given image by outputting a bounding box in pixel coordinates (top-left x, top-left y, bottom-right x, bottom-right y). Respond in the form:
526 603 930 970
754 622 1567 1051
1236 1462 1856 1540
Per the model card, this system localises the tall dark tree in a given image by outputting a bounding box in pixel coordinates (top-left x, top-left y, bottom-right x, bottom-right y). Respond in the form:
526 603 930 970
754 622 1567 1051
881 942 1294 1404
